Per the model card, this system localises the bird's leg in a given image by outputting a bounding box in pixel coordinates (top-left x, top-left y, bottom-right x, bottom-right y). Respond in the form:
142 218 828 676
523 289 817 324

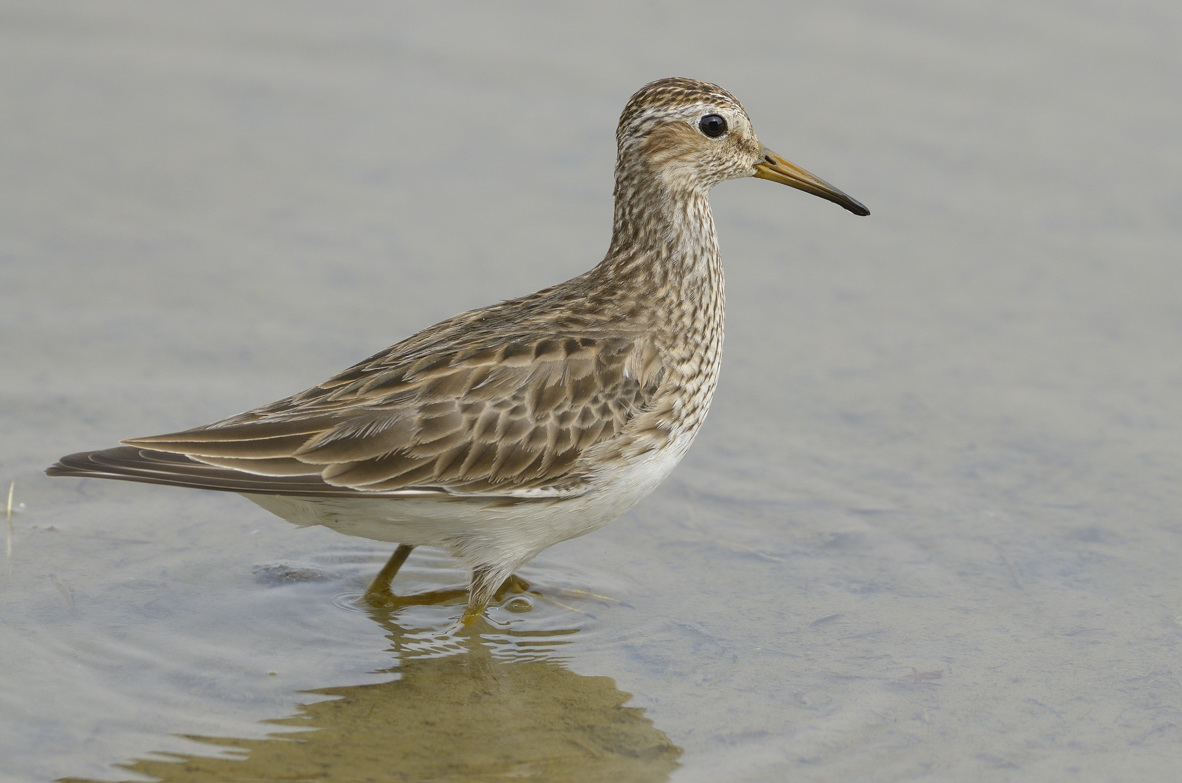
501 574 532 593
461 564 514 625
365 550 532 619
363 544 414 606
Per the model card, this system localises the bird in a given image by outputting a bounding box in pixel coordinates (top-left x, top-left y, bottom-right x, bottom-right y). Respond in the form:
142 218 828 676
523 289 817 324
47 77 868 624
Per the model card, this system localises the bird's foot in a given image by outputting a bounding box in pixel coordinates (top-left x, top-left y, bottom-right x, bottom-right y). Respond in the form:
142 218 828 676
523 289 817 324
363 572 533 613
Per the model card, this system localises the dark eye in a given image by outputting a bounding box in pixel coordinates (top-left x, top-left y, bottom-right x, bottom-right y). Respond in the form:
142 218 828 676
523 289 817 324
698 114 727 138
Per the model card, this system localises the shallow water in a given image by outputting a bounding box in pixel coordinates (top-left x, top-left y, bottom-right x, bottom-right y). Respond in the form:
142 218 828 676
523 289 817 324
3 2 1180 781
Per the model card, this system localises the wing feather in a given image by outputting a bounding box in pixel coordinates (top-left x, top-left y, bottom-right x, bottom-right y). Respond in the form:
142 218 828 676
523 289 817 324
52 323 669 499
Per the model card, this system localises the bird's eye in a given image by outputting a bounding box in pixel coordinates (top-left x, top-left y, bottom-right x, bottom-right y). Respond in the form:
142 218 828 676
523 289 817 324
698 114 728 138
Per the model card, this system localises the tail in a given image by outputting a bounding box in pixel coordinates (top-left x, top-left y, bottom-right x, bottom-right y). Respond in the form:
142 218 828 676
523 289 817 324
47 446 372 498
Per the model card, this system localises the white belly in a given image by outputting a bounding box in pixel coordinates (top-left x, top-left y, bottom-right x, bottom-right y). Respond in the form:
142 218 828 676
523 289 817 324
242 431 695 573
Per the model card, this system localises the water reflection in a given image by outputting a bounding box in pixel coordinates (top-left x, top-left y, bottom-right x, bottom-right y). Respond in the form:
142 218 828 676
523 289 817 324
60 607 681 783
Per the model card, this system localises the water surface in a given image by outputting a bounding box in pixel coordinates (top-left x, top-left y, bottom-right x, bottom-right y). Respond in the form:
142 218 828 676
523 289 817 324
2 2 1180 781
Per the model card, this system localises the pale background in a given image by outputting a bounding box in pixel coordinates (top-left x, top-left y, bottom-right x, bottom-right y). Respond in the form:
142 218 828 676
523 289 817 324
2 2 1180 781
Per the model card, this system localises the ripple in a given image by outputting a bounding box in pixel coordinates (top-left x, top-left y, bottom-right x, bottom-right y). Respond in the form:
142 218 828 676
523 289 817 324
252 561 333 585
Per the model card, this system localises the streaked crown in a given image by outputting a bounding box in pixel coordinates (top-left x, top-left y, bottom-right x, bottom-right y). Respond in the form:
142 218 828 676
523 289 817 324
614 77 764 192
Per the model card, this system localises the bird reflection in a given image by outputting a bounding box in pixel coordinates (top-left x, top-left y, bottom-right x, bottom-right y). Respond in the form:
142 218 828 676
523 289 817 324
59 606 681 782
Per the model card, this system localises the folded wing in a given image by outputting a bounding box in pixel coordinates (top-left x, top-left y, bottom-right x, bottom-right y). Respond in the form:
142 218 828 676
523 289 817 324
49 334 667 499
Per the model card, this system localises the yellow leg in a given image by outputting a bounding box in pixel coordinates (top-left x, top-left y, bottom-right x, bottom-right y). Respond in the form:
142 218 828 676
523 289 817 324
364 549 533 620
502 573 532 593
460 603 488 626
363 544 414 607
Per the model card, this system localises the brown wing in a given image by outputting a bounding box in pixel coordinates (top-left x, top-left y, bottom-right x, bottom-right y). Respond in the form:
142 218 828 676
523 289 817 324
61 333 667 498
48 447 376 497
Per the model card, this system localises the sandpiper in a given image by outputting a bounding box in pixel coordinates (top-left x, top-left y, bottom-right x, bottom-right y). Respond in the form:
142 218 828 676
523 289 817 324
48 78 868 623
